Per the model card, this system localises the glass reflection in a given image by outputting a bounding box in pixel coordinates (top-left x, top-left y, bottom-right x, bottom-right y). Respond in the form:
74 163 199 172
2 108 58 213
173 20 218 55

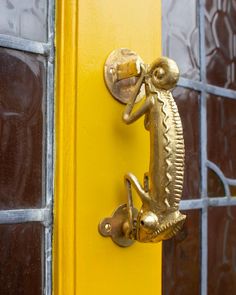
205 0 236 90
208 206 236 294
0 223 42 295
208 169 225 197
230 186 236 196
0 48 45 209
173 87 200 199
162 0 199 80
207 94 236 185
162 210 200 295
0 0 47 42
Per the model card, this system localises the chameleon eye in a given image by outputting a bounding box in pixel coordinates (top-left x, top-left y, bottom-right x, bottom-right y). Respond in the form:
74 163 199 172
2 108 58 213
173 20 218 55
153 66 165 80
140 211 158 233
149 57 179 90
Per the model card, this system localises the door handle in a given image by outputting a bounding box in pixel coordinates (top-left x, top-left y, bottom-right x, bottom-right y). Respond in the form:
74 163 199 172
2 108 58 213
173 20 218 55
98 48 186 247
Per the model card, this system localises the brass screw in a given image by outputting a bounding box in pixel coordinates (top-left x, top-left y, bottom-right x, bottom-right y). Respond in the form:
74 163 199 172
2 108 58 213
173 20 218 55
104 223 111 232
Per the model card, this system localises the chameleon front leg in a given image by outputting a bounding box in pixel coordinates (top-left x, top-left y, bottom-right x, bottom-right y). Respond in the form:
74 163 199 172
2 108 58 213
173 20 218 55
124 172 150 239
124 172 151 203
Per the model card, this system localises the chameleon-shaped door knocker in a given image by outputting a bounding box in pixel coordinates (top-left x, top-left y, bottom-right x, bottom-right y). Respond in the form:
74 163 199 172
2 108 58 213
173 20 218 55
99 48 186 247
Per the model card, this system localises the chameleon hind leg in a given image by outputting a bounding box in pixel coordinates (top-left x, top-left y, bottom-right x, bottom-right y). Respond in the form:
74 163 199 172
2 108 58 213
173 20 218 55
123 173 151 238
124 172 149 204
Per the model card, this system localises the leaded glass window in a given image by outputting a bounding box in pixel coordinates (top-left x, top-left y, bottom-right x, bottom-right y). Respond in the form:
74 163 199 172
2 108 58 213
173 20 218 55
162 1 236 294
0 1 54 294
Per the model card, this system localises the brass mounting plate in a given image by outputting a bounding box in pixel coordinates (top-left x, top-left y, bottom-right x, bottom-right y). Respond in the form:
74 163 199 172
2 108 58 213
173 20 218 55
98 204 138 247
104 48 145 104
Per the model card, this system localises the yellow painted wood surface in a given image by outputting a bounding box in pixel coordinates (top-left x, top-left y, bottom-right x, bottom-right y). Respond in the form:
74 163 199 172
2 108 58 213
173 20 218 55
55 0 162 294
54 0 77 294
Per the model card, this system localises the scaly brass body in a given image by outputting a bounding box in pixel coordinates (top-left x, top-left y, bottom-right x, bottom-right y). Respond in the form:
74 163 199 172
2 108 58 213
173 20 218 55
99 51 186 246
123 57 186 243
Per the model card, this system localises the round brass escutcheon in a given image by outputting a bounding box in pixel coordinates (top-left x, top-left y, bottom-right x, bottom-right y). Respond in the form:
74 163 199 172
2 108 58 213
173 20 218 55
98 204 138 247
104 48 145 104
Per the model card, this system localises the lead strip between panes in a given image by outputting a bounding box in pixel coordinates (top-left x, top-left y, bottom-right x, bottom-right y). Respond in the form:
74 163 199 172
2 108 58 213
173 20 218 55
45 1 55 294
178 77 236 100
0 34 50 55
0 208 51 225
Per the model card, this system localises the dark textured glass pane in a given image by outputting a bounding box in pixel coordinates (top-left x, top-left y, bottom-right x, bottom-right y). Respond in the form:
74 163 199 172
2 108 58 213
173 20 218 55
0 223 43 295
0 48 45 209
207 95 236 189
208 206 236 294
162 210 200 295
230 186 236 196
205 0 236 90
173 87 200 199
0 0 47 42
208 169 225 197
162 0 199 80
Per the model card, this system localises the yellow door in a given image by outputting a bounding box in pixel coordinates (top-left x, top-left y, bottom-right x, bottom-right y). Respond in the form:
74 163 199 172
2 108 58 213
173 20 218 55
54 1 162 294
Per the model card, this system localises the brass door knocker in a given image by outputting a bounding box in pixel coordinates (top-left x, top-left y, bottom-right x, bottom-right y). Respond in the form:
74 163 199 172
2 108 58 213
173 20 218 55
99 48 186 247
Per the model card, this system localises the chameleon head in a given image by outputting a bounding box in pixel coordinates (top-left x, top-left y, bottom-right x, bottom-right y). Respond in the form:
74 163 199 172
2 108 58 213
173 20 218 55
139 211 159 233
136 209 186 243
147 57 180 91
